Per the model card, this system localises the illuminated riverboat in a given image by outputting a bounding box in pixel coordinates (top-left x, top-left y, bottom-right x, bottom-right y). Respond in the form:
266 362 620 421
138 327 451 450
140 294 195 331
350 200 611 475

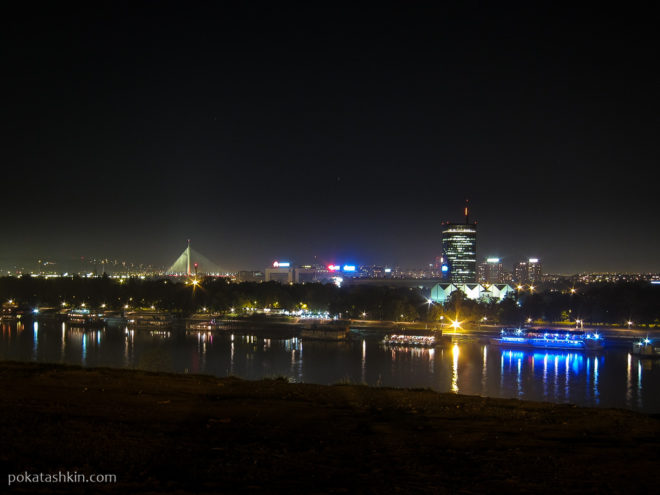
491 328 604 351
632 338 660 358
126 311 173 328
186 316 225 331
383 334 440 347
67 308 105 327
1 301 19 320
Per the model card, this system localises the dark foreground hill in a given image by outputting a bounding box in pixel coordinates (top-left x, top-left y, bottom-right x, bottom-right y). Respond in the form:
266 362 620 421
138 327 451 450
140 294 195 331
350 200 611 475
1 362 658 493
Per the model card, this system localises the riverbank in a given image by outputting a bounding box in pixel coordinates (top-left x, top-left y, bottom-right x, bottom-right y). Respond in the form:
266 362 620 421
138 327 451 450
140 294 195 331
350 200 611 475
1 361 658 493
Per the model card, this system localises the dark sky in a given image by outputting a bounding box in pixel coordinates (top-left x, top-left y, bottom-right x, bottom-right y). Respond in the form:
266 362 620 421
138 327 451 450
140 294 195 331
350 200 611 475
2 3 658 273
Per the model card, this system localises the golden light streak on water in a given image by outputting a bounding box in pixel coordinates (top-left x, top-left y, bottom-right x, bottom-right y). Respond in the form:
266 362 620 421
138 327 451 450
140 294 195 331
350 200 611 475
451 343 459 393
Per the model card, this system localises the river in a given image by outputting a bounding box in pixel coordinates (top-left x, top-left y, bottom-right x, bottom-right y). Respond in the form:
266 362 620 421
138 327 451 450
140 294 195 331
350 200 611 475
1 320 659 413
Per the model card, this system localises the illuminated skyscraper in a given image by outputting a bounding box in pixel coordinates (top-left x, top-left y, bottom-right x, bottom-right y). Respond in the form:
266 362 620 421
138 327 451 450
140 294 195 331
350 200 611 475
441 203 477 284
478 257 504 284
513 258 542 285
528 258 542 283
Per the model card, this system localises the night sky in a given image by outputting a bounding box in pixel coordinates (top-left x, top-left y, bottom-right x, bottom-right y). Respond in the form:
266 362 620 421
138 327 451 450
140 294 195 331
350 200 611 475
2 4 658 273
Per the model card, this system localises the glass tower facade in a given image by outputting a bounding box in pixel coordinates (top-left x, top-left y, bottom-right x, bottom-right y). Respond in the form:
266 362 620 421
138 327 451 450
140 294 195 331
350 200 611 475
442 223 477 284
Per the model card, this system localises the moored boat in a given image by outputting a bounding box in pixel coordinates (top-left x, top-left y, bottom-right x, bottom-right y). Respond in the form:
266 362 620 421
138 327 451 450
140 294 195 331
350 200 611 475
1 301 19 320
67 308 105 327
490 328 604 351
383 334 441 347
631 337 660 358
126 311 173 328
186 315 225 330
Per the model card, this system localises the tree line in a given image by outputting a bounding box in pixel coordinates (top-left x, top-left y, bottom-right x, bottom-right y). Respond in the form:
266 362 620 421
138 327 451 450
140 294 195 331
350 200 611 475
1 276 658 326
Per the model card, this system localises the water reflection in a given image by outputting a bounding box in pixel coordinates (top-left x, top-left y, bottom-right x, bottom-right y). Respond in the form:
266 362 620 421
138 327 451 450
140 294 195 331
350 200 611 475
496 350 607 405
124 328 135 367
481 345 487 393
451 343 459 393
361 339 366 383
81 332 87 364
593 356 600 404
1 320 659 413
61 322 66 360
32 321 39 360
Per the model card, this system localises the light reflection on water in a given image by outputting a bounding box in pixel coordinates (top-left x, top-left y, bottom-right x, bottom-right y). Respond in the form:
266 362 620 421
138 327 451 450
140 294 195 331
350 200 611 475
451 343 459 393
0 320 659 413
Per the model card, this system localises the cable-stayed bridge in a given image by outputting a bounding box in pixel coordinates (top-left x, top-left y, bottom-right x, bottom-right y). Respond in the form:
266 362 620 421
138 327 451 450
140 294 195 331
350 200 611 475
166 241 223 276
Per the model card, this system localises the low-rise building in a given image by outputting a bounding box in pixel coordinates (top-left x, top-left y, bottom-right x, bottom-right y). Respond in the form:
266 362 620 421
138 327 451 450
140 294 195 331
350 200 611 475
430 283 515 304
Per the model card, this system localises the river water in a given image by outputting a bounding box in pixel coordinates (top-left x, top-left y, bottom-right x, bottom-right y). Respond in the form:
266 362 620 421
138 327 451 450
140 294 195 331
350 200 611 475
2 320 659 413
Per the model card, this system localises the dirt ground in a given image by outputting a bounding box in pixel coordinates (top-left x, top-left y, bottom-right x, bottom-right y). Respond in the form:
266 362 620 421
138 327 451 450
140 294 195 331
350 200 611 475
1 361 658 493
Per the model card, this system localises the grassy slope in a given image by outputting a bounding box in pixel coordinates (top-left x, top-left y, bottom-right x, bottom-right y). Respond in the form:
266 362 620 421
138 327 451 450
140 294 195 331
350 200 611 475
1 362 658 494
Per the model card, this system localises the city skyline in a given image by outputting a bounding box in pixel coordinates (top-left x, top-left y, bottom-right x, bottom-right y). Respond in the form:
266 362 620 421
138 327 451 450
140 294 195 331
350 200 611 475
2 5 658 274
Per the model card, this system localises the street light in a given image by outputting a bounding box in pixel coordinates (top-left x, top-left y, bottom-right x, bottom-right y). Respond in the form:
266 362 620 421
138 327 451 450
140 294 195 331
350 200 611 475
627 320 633 329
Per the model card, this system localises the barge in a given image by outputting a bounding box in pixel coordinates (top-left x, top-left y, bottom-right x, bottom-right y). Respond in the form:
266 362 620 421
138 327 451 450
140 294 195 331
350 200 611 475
490 328 604 351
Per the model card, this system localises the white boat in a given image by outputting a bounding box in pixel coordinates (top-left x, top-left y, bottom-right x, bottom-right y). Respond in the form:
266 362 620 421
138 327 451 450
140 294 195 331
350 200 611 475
383 334 440 347
126 311 173 328
186 315 225 330
67 308 105 327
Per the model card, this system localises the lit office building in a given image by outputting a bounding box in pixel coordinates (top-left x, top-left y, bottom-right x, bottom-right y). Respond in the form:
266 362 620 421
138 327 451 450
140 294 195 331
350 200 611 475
528 258 542 283
478 258 504 284
513 258 542 285
236 270 265 282
264 261 293 283
441 204 477 284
